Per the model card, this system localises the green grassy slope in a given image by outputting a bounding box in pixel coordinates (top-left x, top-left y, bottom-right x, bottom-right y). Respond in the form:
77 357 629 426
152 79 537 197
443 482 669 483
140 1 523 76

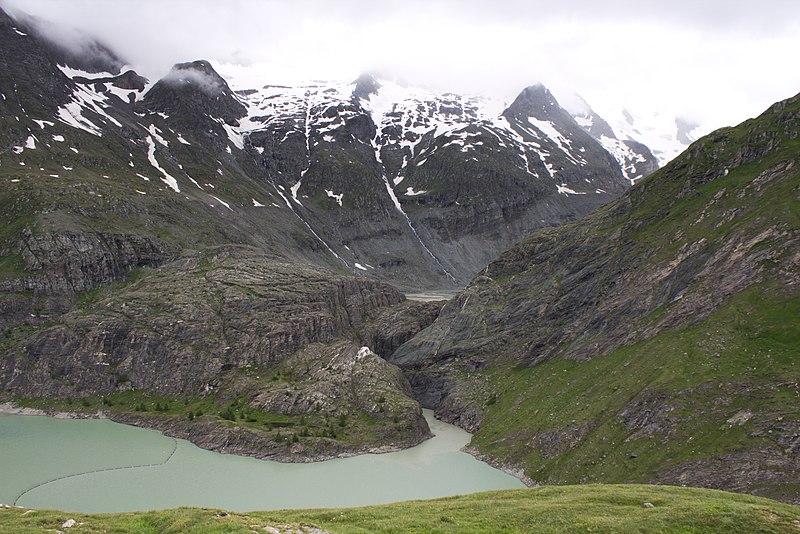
2 485 798 533
473 284 799 503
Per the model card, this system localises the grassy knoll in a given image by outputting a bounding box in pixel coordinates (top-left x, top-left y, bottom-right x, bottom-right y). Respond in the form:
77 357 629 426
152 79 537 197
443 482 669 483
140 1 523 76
1 485 799 533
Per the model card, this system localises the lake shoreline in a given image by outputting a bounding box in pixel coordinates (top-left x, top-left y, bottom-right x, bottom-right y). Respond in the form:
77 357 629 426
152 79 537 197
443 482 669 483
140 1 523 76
0 401 532 489
0 401 430 463
1 406 525 513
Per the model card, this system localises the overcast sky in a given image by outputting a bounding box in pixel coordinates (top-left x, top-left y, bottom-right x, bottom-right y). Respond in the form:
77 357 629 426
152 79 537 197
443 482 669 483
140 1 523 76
5 0 800 134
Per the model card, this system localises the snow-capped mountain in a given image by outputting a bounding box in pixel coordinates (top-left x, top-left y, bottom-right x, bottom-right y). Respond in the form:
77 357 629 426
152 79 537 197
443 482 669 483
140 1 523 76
563 93 701 168
0 4 659 292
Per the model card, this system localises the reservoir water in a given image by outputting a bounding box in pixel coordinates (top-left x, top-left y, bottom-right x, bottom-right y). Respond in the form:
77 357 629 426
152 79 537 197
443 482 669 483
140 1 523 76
0 409 524 513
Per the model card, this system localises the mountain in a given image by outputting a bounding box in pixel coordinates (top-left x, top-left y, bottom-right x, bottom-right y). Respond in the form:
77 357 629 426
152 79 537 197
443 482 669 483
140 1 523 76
391 91 800 503
0 5 658 460
564 93 702 167
564 93 659 183
1 3 796 506
228 76 643 288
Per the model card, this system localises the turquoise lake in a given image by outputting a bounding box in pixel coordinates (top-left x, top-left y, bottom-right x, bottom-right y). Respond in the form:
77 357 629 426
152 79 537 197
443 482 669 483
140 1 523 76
0 409 524 513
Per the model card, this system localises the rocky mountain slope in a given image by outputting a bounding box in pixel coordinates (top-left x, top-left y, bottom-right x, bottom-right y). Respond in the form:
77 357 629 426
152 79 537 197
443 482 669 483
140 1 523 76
0 2 657 293
392 92 800 503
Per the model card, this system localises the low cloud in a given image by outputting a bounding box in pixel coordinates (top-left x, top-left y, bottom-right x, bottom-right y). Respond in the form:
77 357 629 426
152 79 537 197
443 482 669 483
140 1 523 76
161 66 224 96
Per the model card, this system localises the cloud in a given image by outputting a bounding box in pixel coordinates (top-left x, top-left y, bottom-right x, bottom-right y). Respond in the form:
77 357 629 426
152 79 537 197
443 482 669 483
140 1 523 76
161 64 225 96
4 0 800 136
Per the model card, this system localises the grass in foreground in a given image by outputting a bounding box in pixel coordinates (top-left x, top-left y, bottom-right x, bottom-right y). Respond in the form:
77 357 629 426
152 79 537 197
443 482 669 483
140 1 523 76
2 485 799 533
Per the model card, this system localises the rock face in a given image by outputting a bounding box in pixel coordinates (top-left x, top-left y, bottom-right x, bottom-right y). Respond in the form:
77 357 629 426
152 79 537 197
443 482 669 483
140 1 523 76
1 247 403 397
391 92 800 503
360 300 445 359
9 230 174 294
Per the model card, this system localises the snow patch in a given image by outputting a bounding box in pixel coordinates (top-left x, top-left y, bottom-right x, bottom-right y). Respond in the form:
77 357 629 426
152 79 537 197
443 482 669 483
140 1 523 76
404 187 428 196
148 124 169 147
556 184 587 195
290 180 303 205
57 101 102 136
145 136 180 192
325 189 343 206
209 194 233 211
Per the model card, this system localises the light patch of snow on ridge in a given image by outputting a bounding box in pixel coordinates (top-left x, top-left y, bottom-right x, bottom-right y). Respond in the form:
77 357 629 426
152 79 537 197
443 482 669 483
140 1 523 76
57 101 102 136
176 134 191 145
13 28 27 36
57 65 113 80
354 263 368 271
252 198 265 207
145 136 180 192
148 124 169 147
290 180 303 205
598 135 647 185
527 117 586 166
404 187 428 196
56 83 124 135
556 183 586 195
325 189 343 206
209 194 233 211
33 120 54 129
52 135 65 142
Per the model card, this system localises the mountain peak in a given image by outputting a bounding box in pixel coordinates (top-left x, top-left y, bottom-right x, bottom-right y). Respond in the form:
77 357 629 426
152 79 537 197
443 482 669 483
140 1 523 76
352 72 381 100
505 83 562 119
161 60 230 95
144 59 246 124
